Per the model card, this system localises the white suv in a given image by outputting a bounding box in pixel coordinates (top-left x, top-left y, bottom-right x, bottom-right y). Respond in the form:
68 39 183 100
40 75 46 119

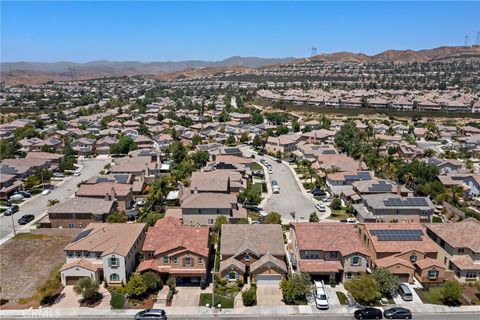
314 281 329 309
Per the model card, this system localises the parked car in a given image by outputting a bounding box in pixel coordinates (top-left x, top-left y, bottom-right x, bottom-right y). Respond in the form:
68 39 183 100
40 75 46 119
383 307 412 319
53 172 65 178
354 307 383 319
314 281 329 309
253 170 264 177
344 218 358 224
287 158 296 164
290 255 297 270
16 191 31 198
134 309 167 320
311 188 326 196
268 166 273 174
9 194 24 201
315 203 326 212
323 196 333 203
41 189 52 195
4 205 19 216
73 171 81 176
275 158 282 163
398 284 413 302
17 214 35 225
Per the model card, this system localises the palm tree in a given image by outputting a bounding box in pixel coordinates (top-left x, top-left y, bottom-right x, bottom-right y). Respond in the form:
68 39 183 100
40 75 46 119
448 185 464 205
146 176 173 211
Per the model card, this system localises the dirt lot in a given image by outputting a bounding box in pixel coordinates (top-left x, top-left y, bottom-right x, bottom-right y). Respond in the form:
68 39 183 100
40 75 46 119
0 229 79 302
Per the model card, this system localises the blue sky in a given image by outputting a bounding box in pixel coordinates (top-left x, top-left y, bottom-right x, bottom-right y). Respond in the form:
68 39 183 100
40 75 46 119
1 1 479 62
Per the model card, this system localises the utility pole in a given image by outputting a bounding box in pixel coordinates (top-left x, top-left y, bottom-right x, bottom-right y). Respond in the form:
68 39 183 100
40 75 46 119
11 214 16 236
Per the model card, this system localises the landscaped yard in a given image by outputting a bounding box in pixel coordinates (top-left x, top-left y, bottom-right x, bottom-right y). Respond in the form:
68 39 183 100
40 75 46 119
336 291 348 305
415 287 444 305
252 162 263 172
247 209 261 221
0 229 79 309
199 293 234 308
328 209 354 221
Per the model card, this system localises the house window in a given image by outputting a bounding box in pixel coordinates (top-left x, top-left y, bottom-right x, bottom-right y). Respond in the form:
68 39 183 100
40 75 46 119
208 219 214 225
427 270 439 280
458 248 465 253
466 271 477 279
198 257 203 265
330 252 338 258
227 271 237 280
163 256 169 264
410 254 417 263
244 254 250 262
67 251 74 258
351 256 360 266
110 273 120 282
346 272 353 280
109 257 119 267
173 257 178 265
76 251 82 258
95 252 101 259
184 257 193 267
85 252 90 258
444 257 448 265
68 223 75 229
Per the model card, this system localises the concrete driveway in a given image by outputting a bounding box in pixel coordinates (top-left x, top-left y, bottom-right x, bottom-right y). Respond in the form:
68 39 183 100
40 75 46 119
172 286 203 307
52 285 111 309
393 282 423 305
256 285 285 307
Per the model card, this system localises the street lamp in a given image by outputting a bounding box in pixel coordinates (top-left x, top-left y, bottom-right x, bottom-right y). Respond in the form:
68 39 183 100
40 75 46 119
11 213 16 236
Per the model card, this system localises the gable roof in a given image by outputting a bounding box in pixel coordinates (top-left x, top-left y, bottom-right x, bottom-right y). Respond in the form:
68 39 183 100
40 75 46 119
220 224 285 257
426 218 480 252
250 253 288 274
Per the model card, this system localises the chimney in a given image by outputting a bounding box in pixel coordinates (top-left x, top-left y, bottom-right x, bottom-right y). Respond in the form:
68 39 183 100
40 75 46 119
194 187 198 194
110 187 116 200
396 184 402 196
105 193 110 201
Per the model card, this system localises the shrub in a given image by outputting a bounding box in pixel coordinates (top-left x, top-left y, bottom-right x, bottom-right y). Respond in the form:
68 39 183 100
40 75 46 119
73 278 100 302
237 278 244 288
242 287 257 306
280 273 311 305
166 277 176 289
110 292 126 309
344 273 380 305
443 280 464 305
124 274 148 298
142 272 163 292
329 278 336 288
330 198 342 210
371 268 400 296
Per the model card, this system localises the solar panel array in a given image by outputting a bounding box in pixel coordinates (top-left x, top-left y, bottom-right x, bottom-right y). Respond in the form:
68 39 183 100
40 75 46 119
370 229 424 241
345 172 371 181
368 180 394 192
384 197 429 207
70 228 93 243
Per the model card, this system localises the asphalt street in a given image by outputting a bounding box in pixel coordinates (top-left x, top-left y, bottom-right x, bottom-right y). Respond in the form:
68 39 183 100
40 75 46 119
261 156 317 222
3 313 480 320
0 157 109 241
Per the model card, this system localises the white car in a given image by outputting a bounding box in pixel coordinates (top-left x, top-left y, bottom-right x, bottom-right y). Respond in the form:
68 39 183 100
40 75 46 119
41 189 51 195
345 218 358 224
315 203 326 212
73 171 81 176
271 180 280 193
314 281 329 309
9 194 24 201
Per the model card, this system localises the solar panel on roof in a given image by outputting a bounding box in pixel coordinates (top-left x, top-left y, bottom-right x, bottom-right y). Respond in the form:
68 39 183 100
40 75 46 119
384 197 429 207
70 228 93 243
371 229 423 241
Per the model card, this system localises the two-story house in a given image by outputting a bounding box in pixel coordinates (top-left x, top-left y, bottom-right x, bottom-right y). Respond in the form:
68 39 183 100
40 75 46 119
265 134 300 155
357 223 447 284
426 219 480 282
352 194 434 223
219 224 287 285
137 217 210 285
60 223 146 286
289 223 369 283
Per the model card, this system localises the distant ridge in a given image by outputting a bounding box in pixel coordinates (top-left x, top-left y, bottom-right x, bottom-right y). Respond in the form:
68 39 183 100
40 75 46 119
2 46 480 86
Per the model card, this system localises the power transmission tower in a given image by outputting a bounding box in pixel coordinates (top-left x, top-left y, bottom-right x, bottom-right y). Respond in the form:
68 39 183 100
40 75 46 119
464 35 469 47
476 31 480 46
311 46 317 57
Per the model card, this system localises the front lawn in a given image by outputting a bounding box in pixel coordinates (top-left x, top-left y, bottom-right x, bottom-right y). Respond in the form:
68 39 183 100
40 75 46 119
252 183 262 195
336 291 348 305
432 216 443 223
247 209 261 221
328 209 354 221
252 162 263 172
415 287 444 305
199 293 234 308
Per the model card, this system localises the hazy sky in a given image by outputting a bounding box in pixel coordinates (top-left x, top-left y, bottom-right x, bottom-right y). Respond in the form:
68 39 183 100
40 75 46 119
1 1 479 62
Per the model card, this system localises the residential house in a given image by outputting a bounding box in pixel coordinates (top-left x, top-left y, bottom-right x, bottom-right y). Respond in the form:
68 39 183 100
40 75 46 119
357 223 447 284
137 217 210 285
426 219 480 282
71 138 95 155
76 182 133 210
289 223 369 283
352 194 434 223
60 223 146 286
265 134 300 155
48 197 116 229
220 224 287 284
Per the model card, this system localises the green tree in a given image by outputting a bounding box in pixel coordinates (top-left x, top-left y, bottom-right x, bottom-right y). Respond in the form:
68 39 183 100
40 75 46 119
226 135 236 146
252 135 262 149
106 211 127 223
169 141 187 165
309 211 319 222
242 286 257 306
238 184 262 206
344 273 380 304
110 135 136 154
191 134 203 146
0 140 19 160
443 280 463 305
276 125 289 136
292 120 300 132
240 132 249 143
190 151 210 169
371 268 400 296
214 216 228 232
124 274 148 298
280 273 311 305
146 176 173 211
264 212 282 224
141 272 163 292
330 198 342 210
73 277 100 302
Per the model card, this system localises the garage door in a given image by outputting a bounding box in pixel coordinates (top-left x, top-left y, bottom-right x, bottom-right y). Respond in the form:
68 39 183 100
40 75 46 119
396 274 410 283
256 274 282 285
65 276 85 285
